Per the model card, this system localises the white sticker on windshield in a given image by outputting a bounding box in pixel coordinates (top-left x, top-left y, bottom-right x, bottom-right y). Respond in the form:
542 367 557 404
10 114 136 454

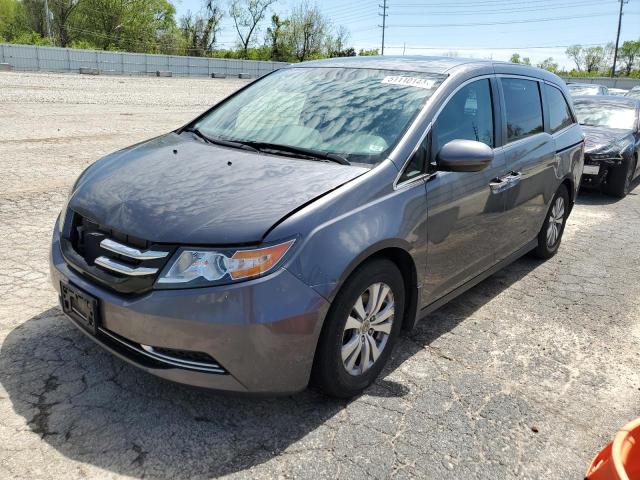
381 76 436 90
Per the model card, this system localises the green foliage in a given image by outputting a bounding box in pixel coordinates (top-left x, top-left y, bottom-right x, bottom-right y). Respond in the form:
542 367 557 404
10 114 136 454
618 39 640 76
358 48 379 56
68 39 100 50
11 31 52 46
0 0 359 64
537 57 559 74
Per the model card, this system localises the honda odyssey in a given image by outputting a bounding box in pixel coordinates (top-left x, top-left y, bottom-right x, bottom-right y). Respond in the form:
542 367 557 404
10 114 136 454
51 57 584 397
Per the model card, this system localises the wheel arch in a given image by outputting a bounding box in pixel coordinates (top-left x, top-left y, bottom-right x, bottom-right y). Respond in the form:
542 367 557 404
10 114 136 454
561 176 576 212
326 241 420 333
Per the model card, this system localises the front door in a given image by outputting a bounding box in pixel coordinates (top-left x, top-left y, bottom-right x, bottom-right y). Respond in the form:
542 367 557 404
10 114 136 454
423 77 511 304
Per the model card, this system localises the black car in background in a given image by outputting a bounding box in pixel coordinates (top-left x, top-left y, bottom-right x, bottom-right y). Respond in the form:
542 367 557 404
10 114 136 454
574 96 640 198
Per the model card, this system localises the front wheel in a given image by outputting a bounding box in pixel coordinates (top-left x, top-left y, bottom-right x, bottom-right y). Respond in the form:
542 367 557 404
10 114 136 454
312 259 405 398
532 185 570 259
603 158 636 198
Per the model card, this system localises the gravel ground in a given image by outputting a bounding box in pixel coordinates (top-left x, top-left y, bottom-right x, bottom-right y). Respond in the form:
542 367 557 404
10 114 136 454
1 71 639 480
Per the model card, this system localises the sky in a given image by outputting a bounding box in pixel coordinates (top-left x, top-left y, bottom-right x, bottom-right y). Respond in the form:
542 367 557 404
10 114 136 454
173 0 640 68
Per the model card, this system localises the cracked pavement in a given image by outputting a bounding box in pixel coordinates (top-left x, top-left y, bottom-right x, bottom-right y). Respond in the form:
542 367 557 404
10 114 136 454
1 71 639 479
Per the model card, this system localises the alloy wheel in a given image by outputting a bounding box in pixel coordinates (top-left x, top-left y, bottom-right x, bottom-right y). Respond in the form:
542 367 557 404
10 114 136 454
341 282 395 376
546 196 565 248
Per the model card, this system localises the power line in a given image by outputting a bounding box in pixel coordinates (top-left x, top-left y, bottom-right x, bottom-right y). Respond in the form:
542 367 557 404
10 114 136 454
382 42 613 51
392 0 592 7
390 0 615 16
387 11 638 28
379 0 389 55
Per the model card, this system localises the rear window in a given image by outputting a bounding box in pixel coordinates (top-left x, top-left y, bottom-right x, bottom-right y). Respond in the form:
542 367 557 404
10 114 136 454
546 85 574 133
502 78 544 143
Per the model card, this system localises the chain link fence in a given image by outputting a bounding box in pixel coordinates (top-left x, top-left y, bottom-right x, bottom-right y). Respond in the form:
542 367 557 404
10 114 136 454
0 43 288 78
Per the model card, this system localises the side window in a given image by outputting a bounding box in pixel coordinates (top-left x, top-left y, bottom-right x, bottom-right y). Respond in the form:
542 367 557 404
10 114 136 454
546 85 574 134
502 78 543 143
432 79 494 159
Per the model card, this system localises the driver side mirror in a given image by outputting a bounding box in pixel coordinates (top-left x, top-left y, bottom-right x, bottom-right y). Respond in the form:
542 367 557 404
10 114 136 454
436 139 493 172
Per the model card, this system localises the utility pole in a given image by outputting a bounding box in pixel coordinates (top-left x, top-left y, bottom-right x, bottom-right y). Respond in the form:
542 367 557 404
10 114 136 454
611 0 628 78
43 0 53 42
379 0 388 55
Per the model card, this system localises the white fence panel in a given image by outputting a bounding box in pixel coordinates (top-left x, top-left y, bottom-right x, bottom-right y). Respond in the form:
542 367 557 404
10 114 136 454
0 43 288 77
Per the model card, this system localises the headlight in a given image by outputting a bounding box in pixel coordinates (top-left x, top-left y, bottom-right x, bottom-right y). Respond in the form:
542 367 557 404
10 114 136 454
57 185 75 233
157 239 295 287
590 137 633 159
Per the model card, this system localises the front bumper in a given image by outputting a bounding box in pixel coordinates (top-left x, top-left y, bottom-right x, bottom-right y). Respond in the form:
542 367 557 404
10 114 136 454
580 156 624 187
50 226 330 394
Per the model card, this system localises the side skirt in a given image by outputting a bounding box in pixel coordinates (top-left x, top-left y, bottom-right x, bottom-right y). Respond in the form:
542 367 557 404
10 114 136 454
411 239 538 328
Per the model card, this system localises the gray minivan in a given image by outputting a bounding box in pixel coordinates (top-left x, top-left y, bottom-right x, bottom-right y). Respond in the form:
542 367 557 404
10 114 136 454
50 57 584 397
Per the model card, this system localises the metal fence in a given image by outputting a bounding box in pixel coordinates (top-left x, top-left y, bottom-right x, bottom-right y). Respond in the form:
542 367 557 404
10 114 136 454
562 76 640 90
0 43 287 77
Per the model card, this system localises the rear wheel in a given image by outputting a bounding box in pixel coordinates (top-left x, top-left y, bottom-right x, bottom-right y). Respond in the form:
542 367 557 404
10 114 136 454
603 158 635 198
312 259 405 398
532 185 569 259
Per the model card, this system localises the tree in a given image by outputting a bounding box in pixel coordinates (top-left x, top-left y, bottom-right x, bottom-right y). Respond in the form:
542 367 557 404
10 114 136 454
618 39 640 76
287 1 327 62
21 0 48 37
509 52 521 64
180 1 224 56
358 48 378 56
73 0 178 53
229 0 277 59
265 13 289 61
537 57 559 73
49 0 81 47
566 45 584 72
326 25 352 57
0 0 30 40
583 46 607 73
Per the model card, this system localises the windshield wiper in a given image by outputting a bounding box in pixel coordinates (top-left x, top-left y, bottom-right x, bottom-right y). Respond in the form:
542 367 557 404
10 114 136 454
182 127 259 153
182 129 350 165
238 141 351 165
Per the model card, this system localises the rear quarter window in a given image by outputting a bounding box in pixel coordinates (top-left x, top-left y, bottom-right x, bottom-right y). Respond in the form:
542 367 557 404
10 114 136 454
546 85 575 134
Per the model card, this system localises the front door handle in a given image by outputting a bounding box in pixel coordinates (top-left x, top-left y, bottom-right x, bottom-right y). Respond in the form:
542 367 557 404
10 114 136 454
489 171 522 194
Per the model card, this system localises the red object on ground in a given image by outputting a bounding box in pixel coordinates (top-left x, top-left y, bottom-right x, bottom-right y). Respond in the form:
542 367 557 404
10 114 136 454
586 418 640 480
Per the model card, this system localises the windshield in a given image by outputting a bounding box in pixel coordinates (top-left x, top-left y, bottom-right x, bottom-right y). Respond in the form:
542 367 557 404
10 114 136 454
574 101 636 129
568 85 599 96
192 67 445 165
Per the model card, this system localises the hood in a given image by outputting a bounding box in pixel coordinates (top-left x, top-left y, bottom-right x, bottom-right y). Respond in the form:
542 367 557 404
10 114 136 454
69 133 369 244
581 125 634 153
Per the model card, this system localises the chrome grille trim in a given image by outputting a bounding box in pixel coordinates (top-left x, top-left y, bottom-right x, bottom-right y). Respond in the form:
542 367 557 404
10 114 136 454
98 328 226 374
95 256 158 276
139 345 224 371
100 238 169 260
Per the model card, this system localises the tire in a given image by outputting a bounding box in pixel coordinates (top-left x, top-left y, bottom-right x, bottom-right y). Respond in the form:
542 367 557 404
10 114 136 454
532 185 570 260
603 158 635 198
312 258 405 398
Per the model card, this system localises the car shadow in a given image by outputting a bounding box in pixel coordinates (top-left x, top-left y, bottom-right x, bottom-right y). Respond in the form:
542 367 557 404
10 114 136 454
0 256 542 478
577 177 640 205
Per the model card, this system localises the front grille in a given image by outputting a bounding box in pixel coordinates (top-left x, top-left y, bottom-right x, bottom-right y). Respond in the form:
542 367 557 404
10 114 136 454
61 211 174 294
